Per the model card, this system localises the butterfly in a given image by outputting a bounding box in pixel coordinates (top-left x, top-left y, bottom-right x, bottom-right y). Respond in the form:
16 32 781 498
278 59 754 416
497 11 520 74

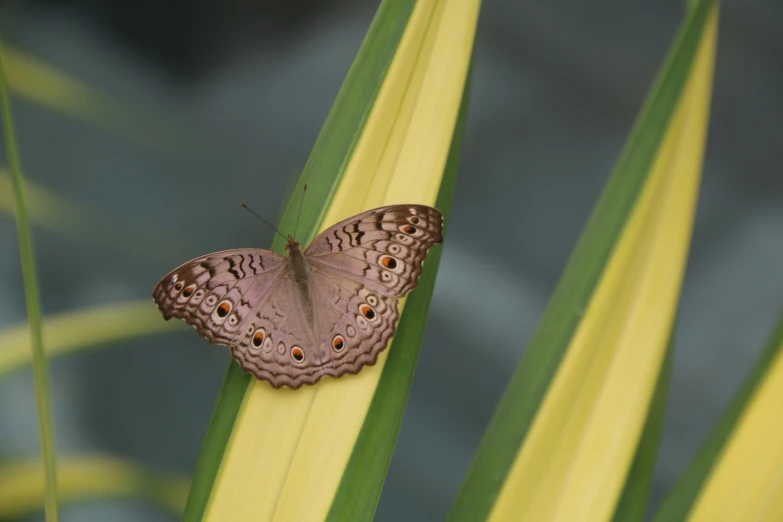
152 204 443 389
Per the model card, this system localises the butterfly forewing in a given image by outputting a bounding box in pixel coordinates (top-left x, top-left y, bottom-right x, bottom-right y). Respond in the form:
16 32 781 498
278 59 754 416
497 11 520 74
305 205 443 298
152 249 287 345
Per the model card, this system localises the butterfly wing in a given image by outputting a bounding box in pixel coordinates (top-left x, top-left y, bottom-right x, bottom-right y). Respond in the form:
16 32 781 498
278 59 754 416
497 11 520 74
308 270 399 379
153 248 330 389
152 249 287 346
303 204 443 379
228 273 328 389
304 204 443 298
153 205 443 388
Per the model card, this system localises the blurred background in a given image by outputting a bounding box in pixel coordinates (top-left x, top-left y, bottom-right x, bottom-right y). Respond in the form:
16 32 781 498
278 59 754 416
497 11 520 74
0 0 781 520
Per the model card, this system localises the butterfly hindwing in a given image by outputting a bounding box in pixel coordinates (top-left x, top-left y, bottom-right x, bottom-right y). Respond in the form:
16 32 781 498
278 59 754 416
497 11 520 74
309 270 399 379
229 274 327 389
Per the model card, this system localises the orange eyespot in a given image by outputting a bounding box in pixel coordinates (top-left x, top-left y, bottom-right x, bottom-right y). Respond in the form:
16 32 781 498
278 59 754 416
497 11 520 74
360 305 376 320
408 216 420 225
216 301 232 318
252 328 266 347
332 335 345 351
291 346 305 362
379 255 397 269
174 281 184 291
402 225 417 234
182 284 196 298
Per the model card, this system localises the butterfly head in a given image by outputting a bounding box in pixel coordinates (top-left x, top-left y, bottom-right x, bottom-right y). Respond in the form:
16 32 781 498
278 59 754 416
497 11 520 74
285 235 302 255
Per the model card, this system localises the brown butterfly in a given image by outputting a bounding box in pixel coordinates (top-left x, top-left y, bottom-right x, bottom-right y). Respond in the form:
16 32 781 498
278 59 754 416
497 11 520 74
153 205 443 389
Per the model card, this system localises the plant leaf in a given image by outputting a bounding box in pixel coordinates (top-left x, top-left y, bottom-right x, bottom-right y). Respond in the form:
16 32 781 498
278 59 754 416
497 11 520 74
0 301 185 378
611 336 673 521
0 455 189 519
0 38 59 522
654 313 783 520
449 0 717 520
183 1 480 520
325 54 474 522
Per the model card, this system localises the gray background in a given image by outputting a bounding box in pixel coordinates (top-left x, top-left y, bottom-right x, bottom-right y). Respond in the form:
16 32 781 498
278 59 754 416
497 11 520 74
0 1 781 520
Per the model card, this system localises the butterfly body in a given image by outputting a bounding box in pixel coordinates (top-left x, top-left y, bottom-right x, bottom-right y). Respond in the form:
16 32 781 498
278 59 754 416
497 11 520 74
285 236 315 327
153 204 443 389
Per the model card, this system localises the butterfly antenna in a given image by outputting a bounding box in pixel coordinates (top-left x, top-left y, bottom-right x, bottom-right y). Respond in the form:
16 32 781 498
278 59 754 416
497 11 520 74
241 203 288 242
293 183 307 241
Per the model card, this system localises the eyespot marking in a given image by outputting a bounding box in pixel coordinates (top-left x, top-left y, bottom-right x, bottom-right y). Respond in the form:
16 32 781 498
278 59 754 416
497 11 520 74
332 335 345 352
216 300 232 318
379 255 398 269
174 281 184 292
346 325 356 337
252 328 266 348
291 346 305 363
356 315 369 329
193 289 205 299
181 284 196 298
395 233 413 244
360 305 376 320
407 216 421 225
400 225 417 235
227 314 238 326
388 244 402 255
381 271 392 282
277 342 286 355
366 295 379 307
205 295 218 307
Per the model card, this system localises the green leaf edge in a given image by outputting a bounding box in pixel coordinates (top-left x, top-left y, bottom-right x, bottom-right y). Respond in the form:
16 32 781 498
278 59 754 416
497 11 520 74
0 39 60 522
182 1 418 519
325 57 474 522
447 1 714 519
652 311 783 521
